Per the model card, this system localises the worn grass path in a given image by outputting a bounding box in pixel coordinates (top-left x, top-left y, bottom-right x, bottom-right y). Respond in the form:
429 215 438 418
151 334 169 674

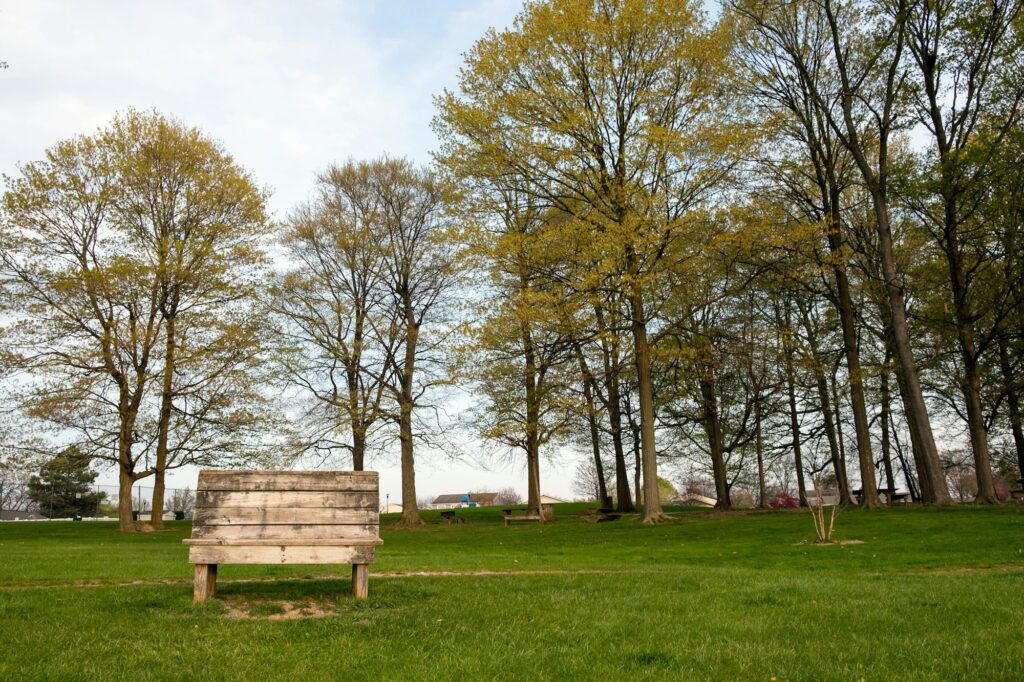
1 504 1022 680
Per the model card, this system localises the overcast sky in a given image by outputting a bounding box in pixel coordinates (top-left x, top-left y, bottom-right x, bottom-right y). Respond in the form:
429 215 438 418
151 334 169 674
0 0 585 503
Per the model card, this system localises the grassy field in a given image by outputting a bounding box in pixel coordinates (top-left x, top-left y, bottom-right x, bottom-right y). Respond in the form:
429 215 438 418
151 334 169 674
1 503 1022 681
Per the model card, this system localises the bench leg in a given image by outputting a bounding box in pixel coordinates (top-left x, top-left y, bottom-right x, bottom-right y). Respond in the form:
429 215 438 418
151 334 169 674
352 563 369 599
193 563 218 603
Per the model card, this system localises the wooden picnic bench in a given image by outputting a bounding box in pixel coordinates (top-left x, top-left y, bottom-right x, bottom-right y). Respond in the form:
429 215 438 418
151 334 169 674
182 470 382 603
439 510 465 524
853 487 910 505
502 505 554 526
581 507 620 523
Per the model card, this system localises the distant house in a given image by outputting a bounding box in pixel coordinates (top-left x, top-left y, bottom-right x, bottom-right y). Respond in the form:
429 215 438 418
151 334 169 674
380 503 403 514
0 509 46 521
431 492 500 509
540 494 566 505
666 493 716 508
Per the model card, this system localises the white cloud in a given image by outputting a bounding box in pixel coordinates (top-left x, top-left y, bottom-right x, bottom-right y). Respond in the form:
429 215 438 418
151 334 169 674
0 0 520 217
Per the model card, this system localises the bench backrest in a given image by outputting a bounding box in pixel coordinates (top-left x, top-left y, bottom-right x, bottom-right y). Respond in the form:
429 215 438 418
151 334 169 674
191 470 379 544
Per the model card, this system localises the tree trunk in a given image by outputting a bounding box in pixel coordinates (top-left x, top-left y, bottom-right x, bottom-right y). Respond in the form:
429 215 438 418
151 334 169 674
117 463 136 533
631 409 642 511
950 236 997 501
347 318 368 471
755 397 767 508
578 352 611 508
610 378 633 512
798 304 852 504
832 256 879 508
880 317 935 503
116 396 143 532
596 306 634 512
879 367 897 493
962 354 998 503
819 176 880 507
831 369 860 505
939 208 997 502
893 430 921 502
779 302 809 506
352 431 366 472
872 202 951 504
150 313 177 529
397 312 423 527
626 285 666 523
998 340 1024 480
700 376 730 509
522 322 543 517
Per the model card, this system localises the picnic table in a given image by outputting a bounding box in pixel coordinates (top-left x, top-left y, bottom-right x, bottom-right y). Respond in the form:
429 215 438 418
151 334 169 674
581 507 620 523
439 510 465 524
502 505 553 526
852 487 909 504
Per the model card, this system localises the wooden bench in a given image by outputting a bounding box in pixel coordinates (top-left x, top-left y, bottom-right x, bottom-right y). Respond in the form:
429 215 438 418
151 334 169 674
853 487 910 505
502 505 554 526
182 470 382 603
581 507 620 523
439 510 464 524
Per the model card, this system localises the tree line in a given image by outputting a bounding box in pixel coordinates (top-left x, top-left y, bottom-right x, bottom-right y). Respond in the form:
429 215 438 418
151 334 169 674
1 0 1022 530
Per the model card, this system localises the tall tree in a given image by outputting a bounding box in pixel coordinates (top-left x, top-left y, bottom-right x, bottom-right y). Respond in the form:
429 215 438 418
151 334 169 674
273 162 398 470
1 112 271 531
730 0 950 503
458 182 577 517
109 111 271 527
902 0 1024 502
436 0 742 522
2 128 163 531
373 158 460 527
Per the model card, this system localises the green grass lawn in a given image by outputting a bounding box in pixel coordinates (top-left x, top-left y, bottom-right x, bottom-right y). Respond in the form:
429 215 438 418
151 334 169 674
1 504 1022 680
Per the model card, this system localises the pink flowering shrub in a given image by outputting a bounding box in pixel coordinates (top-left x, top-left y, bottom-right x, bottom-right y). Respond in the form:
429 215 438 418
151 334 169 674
769 491 800 508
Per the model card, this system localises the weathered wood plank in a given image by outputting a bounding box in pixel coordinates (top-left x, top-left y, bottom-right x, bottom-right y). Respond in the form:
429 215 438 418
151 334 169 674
197 470 378 492
193 507 378 526
352 563 369 599
195 490 377 509
193 564 217 603
189 523 378 541
188 544 376 565
185 537 382 546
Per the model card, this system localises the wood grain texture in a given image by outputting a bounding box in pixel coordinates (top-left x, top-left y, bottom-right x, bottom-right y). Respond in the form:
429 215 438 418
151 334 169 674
193 564 217 603
193 507 378 526
187 544 376 565
197 471 378 492
185 537 382 546
352 563 369 599
189 523 379 541
195 490 378 510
